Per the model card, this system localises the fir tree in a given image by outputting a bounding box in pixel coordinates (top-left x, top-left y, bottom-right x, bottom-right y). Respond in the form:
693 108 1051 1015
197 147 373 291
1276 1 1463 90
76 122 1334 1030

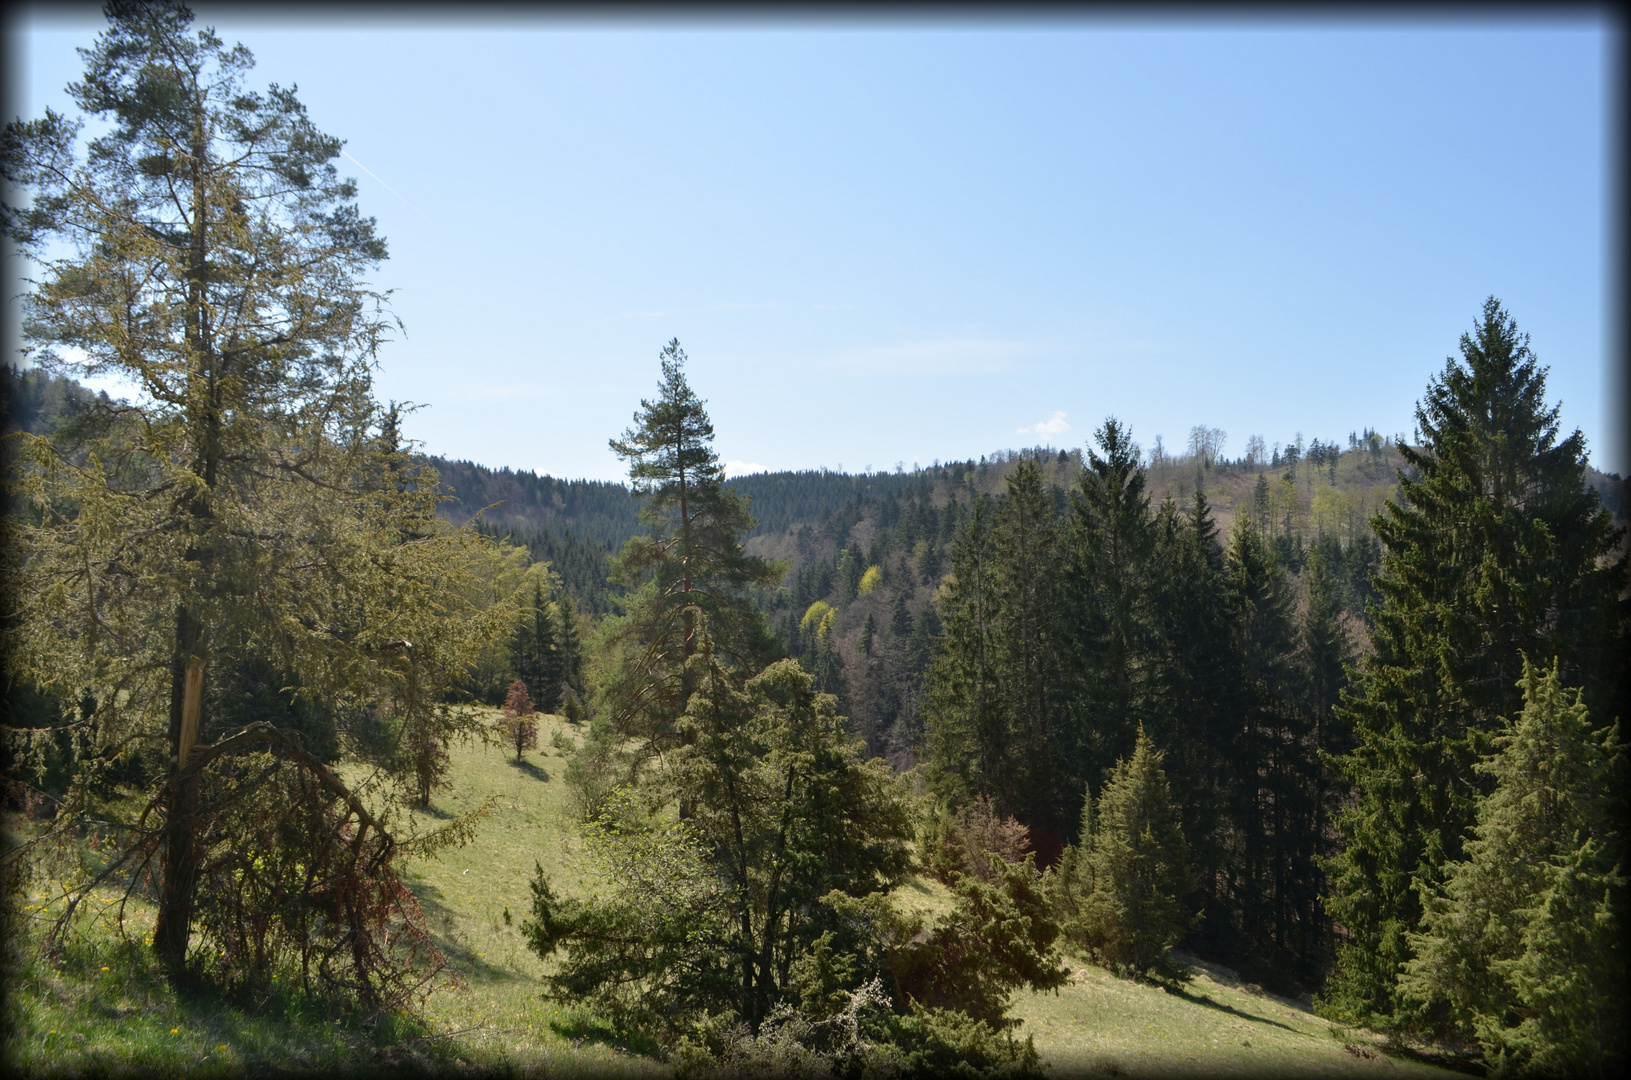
555 592 585 698
924 495 1002 807
1402 662 1624 1076
890 592 914 640
1145 490 1237 945
1071 727 1196 980
989 460 1070 831
1322 299 1629 1024
1223 516 1325 986
1064 419 1157 799
925 461 1069 831
512 578 564 713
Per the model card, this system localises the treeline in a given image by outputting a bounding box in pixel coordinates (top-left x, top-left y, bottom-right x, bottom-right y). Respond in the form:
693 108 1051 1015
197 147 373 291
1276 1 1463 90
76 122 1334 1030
0 363 112 438
727 464 975 537
430 456 641 544
766 469 971 765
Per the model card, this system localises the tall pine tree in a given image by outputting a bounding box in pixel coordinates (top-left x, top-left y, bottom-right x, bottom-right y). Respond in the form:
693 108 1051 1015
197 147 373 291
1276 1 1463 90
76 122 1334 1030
1222 517 1325 987
597 340 783 754
1322 298 1629 1025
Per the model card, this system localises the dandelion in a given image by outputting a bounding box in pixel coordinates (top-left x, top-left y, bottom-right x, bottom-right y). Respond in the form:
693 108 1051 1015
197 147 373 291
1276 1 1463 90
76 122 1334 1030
172 1028 179 1034
101 966 109 971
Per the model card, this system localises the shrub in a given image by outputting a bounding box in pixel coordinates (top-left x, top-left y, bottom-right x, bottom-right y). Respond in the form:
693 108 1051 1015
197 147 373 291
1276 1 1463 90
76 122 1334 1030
924 796 1032 886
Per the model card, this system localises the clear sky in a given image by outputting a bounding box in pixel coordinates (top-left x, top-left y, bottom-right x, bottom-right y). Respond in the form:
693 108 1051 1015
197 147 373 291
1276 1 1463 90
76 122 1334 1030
9 7 1619 479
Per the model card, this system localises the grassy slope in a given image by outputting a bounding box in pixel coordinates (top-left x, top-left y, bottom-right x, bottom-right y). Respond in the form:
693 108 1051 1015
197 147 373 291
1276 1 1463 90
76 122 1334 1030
7 719 1456 1077
408 724 1453 1077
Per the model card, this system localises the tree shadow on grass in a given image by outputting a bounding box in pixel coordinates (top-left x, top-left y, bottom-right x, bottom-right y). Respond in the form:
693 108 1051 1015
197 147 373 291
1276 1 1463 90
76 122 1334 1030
507 758 550 782
1160 983 1309 1036
397 878 518 984
548 1012 660 1059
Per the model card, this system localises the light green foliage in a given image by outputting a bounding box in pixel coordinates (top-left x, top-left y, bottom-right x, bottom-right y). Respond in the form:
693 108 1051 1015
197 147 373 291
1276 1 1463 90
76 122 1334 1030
801 599 837 641
1064 729 1197 981
859 564 884 596
1402 662 1624 1076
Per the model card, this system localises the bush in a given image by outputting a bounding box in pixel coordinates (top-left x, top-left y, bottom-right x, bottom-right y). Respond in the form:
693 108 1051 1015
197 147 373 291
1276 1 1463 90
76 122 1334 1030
924 796 1032 886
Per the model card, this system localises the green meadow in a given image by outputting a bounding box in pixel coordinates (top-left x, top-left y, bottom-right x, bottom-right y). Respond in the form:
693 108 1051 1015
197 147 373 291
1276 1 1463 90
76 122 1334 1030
7 712 1460 1078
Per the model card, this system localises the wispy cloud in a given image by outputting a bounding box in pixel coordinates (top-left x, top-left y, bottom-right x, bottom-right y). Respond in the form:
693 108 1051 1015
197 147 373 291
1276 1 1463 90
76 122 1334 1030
723 460 768 477
1018 410 1071 437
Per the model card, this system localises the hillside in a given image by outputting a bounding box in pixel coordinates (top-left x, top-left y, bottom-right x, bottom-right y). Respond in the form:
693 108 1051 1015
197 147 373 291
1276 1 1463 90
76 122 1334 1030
3 721 1462 1077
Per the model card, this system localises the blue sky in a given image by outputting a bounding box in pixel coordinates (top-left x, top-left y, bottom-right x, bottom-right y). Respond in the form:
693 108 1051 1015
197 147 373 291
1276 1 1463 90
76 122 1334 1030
11 8 1618 479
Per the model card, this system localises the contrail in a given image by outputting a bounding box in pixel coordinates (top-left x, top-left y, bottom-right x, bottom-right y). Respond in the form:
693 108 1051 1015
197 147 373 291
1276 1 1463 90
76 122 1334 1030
341 149 435 226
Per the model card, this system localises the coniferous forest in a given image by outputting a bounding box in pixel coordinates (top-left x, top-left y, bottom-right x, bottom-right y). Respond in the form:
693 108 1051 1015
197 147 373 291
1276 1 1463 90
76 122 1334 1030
2 6 1626 1079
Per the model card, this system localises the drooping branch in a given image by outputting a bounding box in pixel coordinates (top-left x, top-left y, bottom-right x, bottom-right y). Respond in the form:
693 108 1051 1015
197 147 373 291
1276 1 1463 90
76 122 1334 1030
165 721 387 858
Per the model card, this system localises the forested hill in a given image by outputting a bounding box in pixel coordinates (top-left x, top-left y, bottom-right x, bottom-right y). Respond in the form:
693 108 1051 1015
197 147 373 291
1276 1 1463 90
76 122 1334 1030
428 457 641 544
428 455 1018 540
727 465 996 536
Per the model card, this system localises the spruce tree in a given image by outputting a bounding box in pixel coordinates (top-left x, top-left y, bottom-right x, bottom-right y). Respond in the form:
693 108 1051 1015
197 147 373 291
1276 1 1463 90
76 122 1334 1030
1064 419 1157 791
925 462 1069 831
924 495 1004 808
1322 299 1629 1024
1073 727 1196 980
1145 490 1237 945
989 460 1070 831
512 578 564 713
555 592 585 699
1223 516 1324 986
1402 662 1624 1075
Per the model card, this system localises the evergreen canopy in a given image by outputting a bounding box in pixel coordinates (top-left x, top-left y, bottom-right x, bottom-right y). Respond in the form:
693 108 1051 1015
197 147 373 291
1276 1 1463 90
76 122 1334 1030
1322 297 1629 1024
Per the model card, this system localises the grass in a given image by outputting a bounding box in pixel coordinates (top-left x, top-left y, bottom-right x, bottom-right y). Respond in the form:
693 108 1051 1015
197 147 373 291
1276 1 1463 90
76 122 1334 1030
5 895 457 1077
393 708 664 1076
1010 953 1453 1078
5 716 1463 1078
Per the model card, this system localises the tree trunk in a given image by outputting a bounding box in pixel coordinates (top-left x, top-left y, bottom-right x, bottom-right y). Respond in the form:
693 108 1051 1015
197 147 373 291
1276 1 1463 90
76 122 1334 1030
153 606 205 978
155 114 214 979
